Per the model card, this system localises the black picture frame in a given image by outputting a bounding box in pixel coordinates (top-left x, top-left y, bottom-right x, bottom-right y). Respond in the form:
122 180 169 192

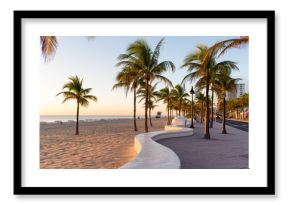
14 10 275 195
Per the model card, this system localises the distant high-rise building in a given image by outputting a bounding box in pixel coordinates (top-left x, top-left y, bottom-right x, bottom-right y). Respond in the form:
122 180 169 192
236 83 245 97
226 83 246 99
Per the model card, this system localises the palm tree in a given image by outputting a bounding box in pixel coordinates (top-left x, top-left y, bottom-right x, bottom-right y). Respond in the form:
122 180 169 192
216 69 240 134
56 75 97 135
182 45 213 138
195 65 236 128
117 38 175 132
40 36 57 61
147 99 158 126
171 84 189 116
137 82 159 127
195 92 206 123
195 77 216 128
113 66 141 131
156 87 174 125
182 44 239 138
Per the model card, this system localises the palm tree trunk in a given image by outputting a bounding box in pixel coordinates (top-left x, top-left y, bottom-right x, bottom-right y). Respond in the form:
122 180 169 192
144 79 149 132
204 76 210 139
210 88 214 128
133 86 138 131
149 108 153 126
76 101 79 135
222 97 227 134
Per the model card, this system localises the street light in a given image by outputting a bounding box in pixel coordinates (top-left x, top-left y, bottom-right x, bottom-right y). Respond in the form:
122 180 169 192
222 92 227 134
189 86 195 128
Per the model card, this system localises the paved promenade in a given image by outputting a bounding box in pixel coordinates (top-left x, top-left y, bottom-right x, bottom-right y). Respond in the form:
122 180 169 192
157 122 248 169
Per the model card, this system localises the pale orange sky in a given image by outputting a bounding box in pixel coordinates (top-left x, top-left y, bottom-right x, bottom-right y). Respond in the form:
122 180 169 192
40 36 248 116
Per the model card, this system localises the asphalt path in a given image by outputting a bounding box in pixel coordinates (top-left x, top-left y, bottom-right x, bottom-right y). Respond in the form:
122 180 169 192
216 119 248 132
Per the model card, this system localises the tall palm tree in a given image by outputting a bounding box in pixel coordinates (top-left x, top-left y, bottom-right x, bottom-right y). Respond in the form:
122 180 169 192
156 87 174 125
182 45 213 138
171 84 189 116
216 69 240 134
182 44 238 139
56 75 97 135
112 67 141 131
117 38 175 132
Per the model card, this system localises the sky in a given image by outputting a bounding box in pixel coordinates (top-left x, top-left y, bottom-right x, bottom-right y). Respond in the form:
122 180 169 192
40 36 248 116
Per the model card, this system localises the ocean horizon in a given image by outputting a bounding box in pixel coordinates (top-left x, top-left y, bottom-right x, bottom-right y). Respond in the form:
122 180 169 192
40 115 140 122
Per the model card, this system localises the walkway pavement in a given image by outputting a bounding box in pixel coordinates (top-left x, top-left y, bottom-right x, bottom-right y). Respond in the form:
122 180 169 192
157 122 248 169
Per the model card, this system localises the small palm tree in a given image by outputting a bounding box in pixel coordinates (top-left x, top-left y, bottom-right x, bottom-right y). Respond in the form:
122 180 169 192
137 82 159 126
195 92 206 123
156 87 174 125
57 75 97 135
171 84 189 116
147 99 158 126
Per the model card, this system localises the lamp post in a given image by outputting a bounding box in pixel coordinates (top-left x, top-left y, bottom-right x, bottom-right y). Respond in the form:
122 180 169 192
222 93 227 134
189 86 195 128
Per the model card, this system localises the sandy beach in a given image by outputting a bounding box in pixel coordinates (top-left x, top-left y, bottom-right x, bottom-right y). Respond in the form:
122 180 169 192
40 118 167 169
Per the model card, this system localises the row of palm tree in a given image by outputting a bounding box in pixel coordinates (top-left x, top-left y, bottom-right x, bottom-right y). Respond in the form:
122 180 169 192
112 37 248 135
52 36 248 136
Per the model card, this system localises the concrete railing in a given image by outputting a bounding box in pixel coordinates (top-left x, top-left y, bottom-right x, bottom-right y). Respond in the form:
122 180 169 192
120 127 193 169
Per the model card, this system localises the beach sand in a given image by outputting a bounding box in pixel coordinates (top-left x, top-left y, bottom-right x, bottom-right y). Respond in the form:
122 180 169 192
40 118 167 169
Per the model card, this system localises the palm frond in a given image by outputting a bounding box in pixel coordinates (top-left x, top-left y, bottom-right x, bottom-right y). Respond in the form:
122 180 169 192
57 75 97 108
150 38 165 67
40 36 57 61
154 75 173 87
83 95 98 102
